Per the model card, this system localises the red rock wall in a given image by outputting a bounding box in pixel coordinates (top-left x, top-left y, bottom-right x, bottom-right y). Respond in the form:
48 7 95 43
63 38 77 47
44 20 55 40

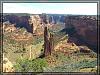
65 16 97 47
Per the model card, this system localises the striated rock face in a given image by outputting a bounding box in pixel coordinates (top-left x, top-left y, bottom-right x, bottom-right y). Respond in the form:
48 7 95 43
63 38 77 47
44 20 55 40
40 13 49 24
3 14 98 50
29 15 43 34
3 14 66 34
39 14 66 25
64 16 97 50
3 23 16 33
3 15 32 32
78 46 91 53
3 14 44 35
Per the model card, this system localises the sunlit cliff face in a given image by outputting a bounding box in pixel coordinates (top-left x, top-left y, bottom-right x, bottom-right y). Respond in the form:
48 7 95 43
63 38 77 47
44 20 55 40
29 15 42 33
3 14 97 51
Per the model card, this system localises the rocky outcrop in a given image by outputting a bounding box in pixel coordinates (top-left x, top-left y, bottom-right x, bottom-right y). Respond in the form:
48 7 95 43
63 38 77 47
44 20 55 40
29 15 43 34
3 57 14 72
64 16 97 51
3 14 45 35
54 39 80 54
40 13 49 24
3 22 16 33
3 14 66 34
3 14 98 50
39 14 66 25
44 27 54 56
3 15 32 32
48 14 66 24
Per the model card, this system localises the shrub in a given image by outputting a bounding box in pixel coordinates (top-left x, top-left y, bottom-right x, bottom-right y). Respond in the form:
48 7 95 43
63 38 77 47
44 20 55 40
44 59 97 72
14 58 47 72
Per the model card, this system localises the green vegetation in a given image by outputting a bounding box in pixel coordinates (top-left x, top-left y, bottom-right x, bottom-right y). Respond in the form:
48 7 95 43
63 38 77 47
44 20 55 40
44 58 97 72
3 21 97 72
32 36 44 45
53 31 67 46
48 24 65 33
14 58 47 72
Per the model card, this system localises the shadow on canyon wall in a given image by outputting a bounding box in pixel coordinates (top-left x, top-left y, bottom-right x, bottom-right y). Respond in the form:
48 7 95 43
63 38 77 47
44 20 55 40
3 14 98 53
3 14 33 33
61 15 98 52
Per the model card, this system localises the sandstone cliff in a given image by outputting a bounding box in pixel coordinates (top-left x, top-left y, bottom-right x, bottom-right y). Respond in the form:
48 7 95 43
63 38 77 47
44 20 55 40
29 15 43 34
3 14 98 51
64 15 97 51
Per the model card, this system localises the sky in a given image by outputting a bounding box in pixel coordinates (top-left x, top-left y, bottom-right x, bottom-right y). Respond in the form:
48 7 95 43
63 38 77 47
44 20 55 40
3 3 97 15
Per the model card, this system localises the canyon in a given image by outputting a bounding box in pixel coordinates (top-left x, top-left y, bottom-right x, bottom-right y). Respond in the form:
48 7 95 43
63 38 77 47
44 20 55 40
64 15 98 52
3 13 98 51
2 13 98 72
